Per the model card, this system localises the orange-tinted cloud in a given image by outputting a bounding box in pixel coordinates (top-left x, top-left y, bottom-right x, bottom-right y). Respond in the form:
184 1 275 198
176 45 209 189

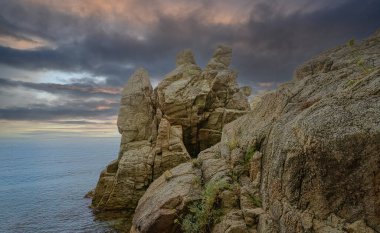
0 35 51 50
0 0 379 138
26 0 253 29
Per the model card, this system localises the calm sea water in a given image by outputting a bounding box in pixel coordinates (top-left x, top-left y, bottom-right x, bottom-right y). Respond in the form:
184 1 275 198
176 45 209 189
0 137 120 233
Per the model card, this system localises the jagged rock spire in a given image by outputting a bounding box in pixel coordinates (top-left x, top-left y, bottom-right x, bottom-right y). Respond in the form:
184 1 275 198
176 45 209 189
92 45 251 215
120 68 152 97
206 44 232 70
176 49 196 67
117 68 154 142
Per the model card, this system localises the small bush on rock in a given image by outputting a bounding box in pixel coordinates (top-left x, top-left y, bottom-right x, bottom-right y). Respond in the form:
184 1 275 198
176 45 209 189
180 179 231 233
249 193 262 207
244 145 256 164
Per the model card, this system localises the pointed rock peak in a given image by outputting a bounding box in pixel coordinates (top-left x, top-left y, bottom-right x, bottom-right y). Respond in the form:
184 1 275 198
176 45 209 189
176 49 196 67
213 44 232 57
128 68 149 83
206 45 232 70
123 68 152 94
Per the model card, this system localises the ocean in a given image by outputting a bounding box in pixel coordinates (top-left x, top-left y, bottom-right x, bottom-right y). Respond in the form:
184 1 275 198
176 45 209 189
0 137 120 233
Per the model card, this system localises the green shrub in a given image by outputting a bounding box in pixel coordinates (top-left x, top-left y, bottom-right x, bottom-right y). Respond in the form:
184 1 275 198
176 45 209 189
244 145 256 164
184 68 199 77
228 138 238 151
348 39 355 48
347 38 374 75
192 159 202 168
180 180 231 233
249 194 262 207
230 170 241 183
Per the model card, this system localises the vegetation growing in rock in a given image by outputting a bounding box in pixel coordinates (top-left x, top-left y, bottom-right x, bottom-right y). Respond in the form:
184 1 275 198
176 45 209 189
244 145 256 164
348 39 375 75
228 138 239 150
230 170 241 183
180 179 231 233
249 193 262 207
191 159 202 168
131 31 380 233
192 176 202 188
92 45 251 213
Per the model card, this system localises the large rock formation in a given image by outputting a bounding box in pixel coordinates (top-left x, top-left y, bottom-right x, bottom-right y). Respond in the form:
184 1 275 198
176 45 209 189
91 46 251 212
92 69 157 210
130 31 380 232
156 46 250 156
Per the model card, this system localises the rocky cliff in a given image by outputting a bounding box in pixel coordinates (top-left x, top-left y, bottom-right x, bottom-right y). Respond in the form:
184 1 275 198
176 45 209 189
128 31 380 233
91 45 251 212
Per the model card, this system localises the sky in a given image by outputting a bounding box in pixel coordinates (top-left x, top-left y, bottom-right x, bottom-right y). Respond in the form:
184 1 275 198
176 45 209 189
0 0 379 138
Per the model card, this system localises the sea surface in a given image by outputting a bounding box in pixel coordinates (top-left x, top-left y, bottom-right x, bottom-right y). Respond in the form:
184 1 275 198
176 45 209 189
0 137 120 233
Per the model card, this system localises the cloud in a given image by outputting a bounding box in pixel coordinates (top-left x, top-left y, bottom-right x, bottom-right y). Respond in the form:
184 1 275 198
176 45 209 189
0 101 118 121
0 0 379 84
0 0 379 126
0 78 121 97
233 0 380 84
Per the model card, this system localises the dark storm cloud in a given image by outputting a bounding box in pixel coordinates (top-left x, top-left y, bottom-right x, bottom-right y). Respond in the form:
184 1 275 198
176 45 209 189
233 0 380 83
0 77 121 98
0 0 379 123
1 0 379 85
0 2 88 42
0 100 119 121
0 15 33 40
0 107 112 120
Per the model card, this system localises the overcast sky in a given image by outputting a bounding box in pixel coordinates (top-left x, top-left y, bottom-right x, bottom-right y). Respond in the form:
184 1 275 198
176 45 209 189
0 0 379 137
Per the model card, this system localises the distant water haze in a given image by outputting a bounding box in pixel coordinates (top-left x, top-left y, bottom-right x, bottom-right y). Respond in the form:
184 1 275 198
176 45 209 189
0 137 119 232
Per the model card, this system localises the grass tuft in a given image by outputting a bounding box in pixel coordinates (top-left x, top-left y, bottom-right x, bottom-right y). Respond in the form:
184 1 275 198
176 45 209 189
244 145 256 164
180 180 231 233
249 193 262 207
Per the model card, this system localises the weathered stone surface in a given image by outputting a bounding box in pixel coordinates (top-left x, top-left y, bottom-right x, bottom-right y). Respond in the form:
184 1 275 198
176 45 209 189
131 163 202 233
92 46 250 217
98 141 152 210
149 118 191 180
206 45 233 70
156 46 250 156
176 49 196 67
117 68 154 145
240 86 252 97
128 31 380 233
345 220 375 233
219 31 380 232
243 208 264 226
92 68 155 210
212 210 249 233
131 142 235 233
92 70 192 211
249 152 262 186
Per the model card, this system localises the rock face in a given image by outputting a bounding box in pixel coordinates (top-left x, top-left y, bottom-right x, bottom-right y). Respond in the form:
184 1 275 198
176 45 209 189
130 31 380 232
131 162 203 233
92 46 251 212
92 69 156 210
156 45 250 156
